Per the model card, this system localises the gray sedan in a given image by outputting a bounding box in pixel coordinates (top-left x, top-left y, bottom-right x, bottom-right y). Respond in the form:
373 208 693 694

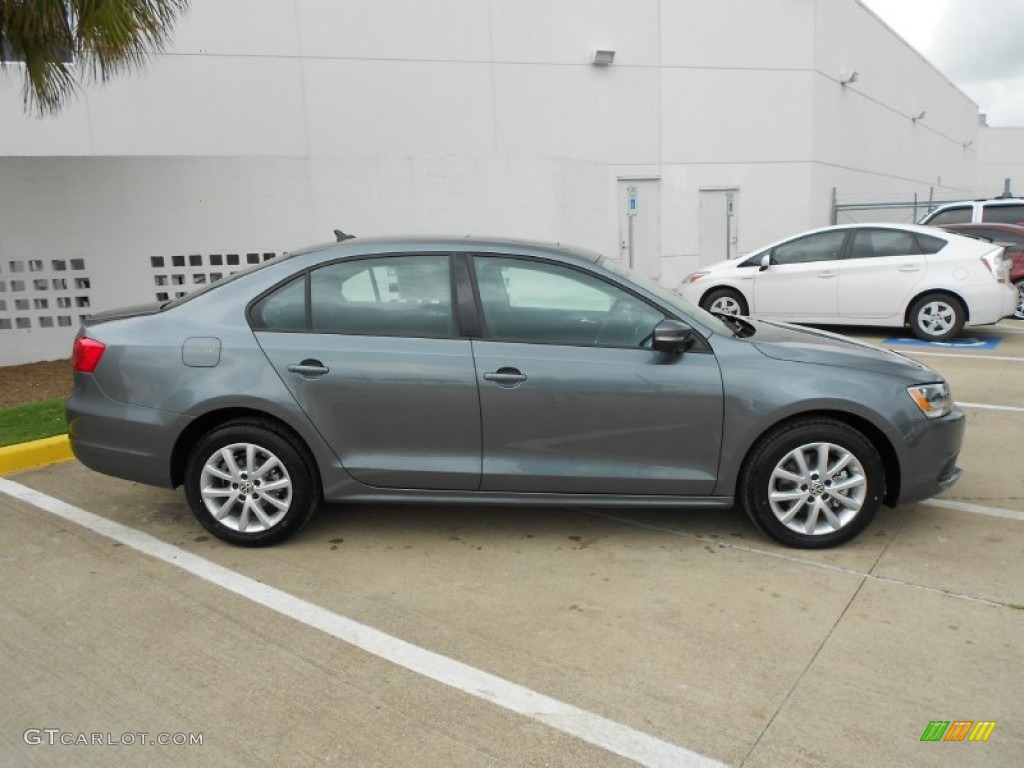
67 236 964 548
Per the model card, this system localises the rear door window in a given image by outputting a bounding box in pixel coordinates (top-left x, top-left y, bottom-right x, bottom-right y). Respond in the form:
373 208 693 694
847 229 919 259
311 255 454 337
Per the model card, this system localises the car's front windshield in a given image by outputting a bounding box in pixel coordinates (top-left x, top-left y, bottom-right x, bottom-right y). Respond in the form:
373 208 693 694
598 256 737 336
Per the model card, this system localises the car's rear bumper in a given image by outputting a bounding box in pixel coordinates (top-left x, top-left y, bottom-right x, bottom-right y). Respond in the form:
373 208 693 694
894 408 965 504
66 374 178 488
965 283 1018 325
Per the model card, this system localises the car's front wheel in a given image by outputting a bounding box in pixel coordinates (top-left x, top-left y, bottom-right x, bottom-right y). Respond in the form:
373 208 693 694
700 287 748 316
739 418 884 548
908 293 965 341
184 419 321 546
1014 280 1024 320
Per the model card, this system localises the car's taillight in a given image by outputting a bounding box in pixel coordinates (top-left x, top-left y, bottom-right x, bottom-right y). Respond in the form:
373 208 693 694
72 334 106 373
981 251 1010 283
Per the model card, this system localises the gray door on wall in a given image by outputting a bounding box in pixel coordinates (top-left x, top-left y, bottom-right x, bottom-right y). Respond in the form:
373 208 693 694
699 188 739 266
616 178 661 279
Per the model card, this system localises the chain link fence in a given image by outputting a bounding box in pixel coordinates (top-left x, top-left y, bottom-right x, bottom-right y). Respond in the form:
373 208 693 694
829 188 964 225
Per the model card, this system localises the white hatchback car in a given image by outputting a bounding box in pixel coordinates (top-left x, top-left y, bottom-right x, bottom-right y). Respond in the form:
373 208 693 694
679 223 1016 341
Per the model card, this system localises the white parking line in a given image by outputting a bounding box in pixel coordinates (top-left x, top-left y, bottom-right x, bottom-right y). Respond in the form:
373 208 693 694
905 351 1024 363
956 401 1024 413
0 478 724 768
924 499 1024 522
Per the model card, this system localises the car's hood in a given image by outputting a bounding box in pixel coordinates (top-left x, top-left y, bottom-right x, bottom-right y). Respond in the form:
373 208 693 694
83 302 164 326
747 319 935 378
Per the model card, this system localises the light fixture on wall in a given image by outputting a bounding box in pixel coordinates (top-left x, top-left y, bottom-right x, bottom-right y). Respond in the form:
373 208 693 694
911 109 926 122
591 49 615 66
839 70 859 86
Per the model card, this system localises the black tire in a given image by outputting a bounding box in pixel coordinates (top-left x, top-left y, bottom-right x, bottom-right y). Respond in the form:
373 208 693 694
739 418 884 548
1013 280 1024 320
908 293 965 342
700 287 748 316
184 418 321 547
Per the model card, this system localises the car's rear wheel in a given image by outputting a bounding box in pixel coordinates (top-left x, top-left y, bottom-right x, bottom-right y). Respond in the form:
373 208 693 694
908 293 965 341
184 419 320 546
700 288 748 316
739 418 884 548
1014 280 1024 320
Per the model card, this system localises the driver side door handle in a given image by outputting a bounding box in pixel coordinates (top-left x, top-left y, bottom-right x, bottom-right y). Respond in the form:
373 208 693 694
287 359 330 378
483 367 528 388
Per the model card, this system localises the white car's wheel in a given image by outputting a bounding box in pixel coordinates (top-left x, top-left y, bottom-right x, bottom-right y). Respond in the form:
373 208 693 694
700 288 748 316
1014 280 1024 320
908 293 965 342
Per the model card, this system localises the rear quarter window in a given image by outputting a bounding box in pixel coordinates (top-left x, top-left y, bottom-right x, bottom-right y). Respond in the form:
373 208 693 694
914 233 947 254
981 204 1024 225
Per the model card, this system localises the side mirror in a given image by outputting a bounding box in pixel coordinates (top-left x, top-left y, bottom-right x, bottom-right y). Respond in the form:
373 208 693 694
759 253 771 272
652 319 694 353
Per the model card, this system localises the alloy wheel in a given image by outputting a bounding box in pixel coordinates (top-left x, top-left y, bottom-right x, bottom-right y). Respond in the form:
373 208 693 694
767 441 867 536
199 442 293 533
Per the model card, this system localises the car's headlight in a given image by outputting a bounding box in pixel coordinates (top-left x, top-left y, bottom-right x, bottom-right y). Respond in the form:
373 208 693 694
907 383 952 419
683 271 710 284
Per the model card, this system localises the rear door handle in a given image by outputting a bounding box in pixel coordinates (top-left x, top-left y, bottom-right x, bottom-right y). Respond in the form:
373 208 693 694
898 265 921 272
484 367 527 387
287 359 330 378
817 271 837 278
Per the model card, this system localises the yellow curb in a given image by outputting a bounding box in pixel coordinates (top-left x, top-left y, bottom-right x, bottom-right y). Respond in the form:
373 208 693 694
0 434 74 475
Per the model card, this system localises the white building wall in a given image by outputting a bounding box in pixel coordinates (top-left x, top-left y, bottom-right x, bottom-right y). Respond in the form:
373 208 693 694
0 0 1007 364
977 127 1024 197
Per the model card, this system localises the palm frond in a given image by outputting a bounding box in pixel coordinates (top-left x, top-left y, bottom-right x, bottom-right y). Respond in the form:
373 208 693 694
1 0 190 116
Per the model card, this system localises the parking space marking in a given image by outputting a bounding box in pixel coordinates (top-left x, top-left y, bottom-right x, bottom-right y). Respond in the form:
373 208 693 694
903 351 1024 363
0 478 724 768
956 401 1024 413
884 336 1002 350
925 499 1024 522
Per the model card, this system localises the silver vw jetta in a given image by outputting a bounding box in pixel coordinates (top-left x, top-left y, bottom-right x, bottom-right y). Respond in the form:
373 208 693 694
67 236 963 548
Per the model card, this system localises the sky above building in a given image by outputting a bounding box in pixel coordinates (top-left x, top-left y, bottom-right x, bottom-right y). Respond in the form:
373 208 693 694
861 0 1024 126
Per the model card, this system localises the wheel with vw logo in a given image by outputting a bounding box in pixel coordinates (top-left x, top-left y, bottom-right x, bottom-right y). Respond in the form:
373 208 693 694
739 418 884 548
184 419 320 546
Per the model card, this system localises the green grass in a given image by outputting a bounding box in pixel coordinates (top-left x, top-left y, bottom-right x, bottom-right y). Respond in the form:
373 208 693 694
0 397 68 447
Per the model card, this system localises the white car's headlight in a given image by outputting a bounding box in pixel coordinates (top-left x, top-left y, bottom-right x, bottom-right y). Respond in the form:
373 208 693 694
683 271 710 284
907 383 952 419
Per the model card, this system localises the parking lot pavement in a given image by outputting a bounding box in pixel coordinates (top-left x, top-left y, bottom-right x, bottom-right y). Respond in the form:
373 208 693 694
0 480 632 768
2 455 1022 767
1 320 1022 767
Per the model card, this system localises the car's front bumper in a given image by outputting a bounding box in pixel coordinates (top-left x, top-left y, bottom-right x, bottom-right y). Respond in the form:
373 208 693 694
894 407 965 505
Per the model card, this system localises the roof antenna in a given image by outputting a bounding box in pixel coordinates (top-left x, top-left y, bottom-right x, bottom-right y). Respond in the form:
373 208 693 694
334 229 355 242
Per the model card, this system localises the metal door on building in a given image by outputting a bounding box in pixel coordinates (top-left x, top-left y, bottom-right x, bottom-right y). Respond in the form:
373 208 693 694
616 178 661 279
698 188 739 266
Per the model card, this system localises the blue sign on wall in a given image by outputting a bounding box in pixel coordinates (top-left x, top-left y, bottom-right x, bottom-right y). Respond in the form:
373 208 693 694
883 336 1002 350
